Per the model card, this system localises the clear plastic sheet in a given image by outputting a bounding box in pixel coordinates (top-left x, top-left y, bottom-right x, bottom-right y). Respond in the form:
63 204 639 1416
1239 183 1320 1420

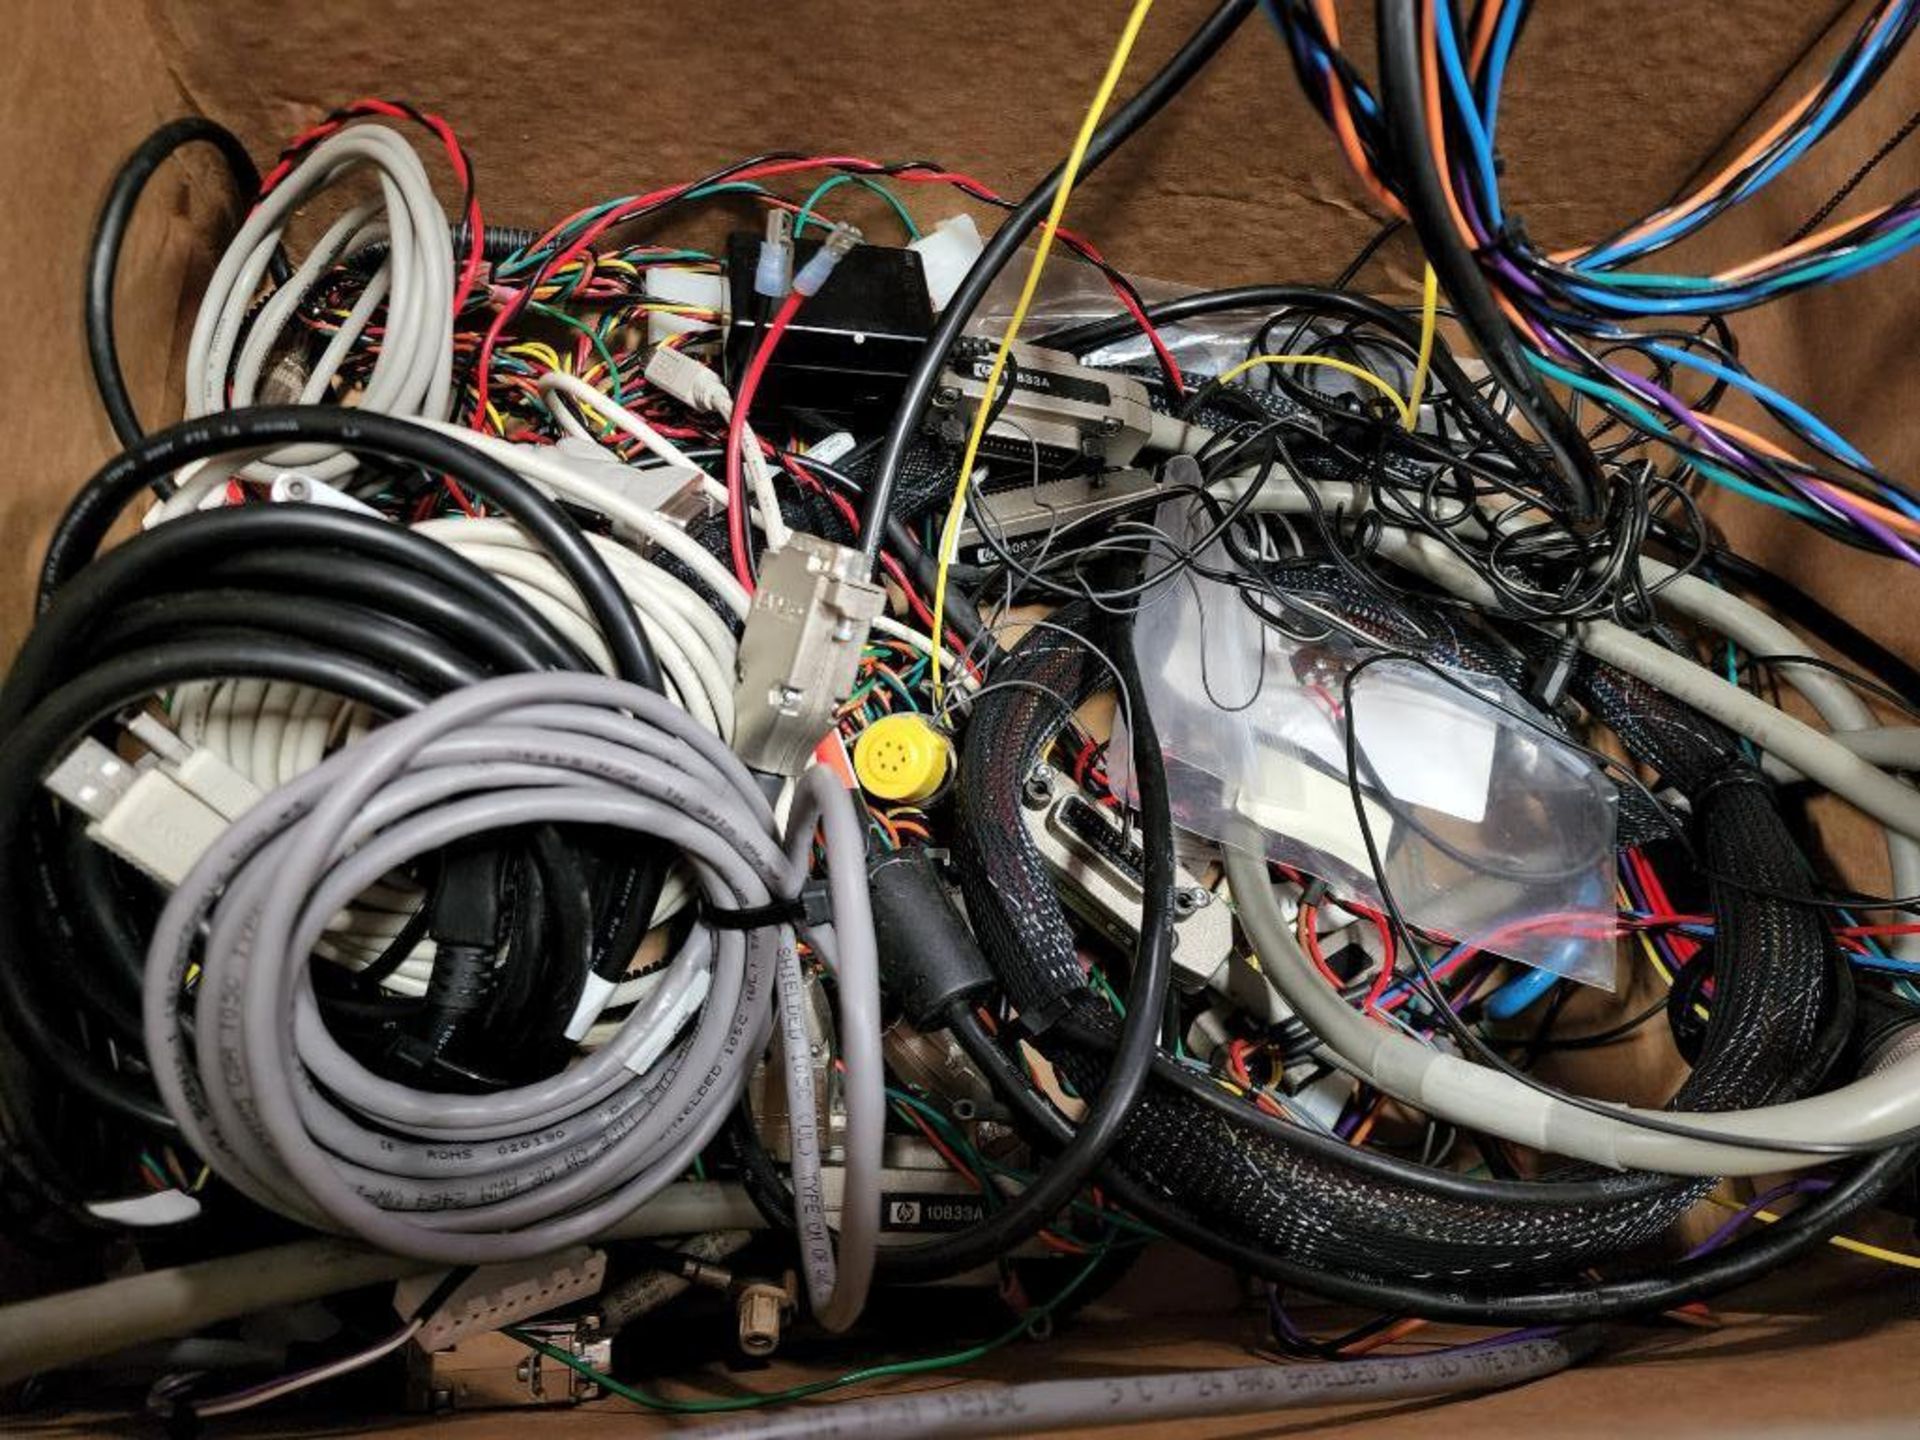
1112 497 1618 988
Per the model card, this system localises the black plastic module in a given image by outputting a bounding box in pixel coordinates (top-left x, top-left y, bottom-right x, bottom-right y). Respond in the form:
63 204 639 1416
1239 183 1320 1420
724 232 934 425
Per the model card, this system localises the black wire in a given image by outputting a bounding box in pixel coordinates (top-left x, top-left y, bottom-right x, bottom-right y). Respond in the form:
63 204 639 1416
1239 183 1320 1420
1527 994 1671 1053
1332 220 1406 290
37 407 659 691
1333 651 1885 1157
1707 550 1920 711
1789 104 1920 243
0 638 428 1136
871 616 1175 1281
86 118 289 461
954 1004 1920 1321
858 0 1259 574
1374 0 1602 528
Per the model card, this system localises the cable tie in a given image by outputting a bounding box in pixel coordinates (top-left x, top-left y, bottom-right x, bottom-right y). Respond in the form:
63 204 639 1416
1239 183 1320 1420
703 879 832 932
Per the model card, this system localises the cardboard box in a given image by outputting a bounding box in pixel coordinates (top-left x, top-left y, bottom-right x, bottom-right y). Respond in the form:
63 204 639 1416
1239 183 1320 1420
3 0 1919 1432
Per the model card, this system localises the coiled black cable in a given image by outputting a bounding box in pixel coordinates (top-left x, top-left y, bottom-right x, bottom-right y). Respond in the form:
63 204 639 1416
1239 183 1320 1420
0 489 647 1219
86 118 290 456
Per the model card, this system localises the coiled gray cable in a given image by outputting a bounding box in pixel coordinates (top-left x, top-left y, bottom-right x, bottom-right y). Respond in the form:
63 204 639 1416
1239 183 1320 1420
140 672 878 1331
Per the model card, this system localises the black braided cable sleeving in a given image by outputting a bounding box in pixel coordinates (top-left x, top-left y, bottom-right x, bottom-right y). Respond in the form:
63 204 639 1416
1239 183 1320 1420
952 601 1832 1282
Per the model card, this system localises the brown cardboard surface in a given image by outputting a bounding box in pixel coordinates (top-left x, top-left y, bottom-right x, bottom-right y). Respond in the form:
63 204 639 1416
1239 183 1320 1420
6 0 1920 1434
7 1252 1919 1437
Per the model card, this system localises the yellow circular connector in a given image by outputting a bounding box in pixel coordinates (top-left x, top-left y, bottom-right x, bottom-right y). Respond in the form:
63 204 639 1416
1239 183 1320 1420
853 713 951 804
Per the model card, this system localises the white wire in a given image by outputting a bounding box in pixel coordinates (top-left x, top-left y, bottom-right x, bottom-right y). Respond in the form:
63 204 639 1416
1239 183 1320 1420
182 122 455 482
412 420 752 619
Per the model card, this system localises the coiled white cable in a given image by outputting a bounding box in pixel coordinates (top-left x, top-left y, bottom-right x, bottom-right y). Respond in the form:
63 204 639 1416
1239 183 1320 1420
182 122 455 481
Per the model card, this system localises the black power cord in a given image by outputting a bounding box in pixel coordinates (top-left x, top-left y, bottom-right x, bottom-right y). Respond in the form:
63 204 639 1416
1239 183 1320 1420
85 118 290 460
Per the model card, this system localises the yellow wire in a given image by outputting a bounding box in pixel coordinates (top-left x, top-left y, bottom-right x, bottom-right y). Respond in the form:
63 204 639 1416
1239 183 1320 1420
1211 352 1416 429
509 340 567 373
1710 1196 1920 1272
1404 265 1439 427
929 0 1158 704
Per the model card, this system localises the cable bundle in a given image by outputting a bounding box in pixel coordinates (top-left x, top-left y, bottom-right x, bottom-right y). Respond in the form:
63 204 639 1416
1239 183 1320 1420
10 18 1920 1424
141 672 877 1285
183 119 459 479
1266 0 1920 562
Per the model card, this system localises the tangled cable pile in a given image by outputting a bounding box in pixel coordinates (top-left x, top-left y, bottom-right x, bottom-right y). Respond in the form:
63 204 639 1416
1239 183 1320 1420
5 0 1920 1429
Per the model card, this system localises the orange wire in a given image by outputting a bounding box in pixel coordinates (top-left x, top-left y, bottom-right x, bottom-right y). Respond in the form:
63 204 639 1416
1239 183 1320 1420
1341 1316 1429 1356
1347 1099 1384 1149
868 808 903 849
1553 93 1817 262
1420 0 1482 251
1311 0 1409 216
1692 413 1920 539
1467 0 1503 73
1713 201 1893 283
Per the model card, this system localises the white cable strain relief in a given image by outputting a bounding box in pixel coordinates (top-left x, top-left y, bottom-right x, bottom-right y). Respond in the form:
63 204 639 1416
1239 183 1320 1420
563 972 619 1043
754 212 794 299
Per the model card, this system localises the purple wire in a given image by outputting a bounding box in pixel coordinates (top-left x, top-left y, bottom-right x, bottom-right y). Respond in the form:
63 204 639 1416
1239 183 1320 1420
1617 855 1686 974
1685 1178 1835 1261
1800 483 1920 565
1607 363 1752 469
1430 1324 1563 1356
1603 355 1920 564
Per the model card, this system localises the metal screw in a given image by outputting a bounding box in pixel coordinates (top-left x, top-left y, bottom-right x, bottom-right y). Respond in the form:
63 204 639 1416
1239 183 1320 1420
934 385 961 408
1098 415 1124 436
1021 769 1054 809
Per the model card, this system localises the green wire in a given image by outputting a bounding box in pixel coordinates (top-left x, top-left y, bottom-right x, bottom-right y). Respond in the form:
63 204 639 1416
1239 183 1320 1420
1724 637 1759 762
793 174 922 242
1527 354 1826 524
502 1239 1125 1414
867 664 920 713
886 1087 1158 1240
1086 966 1126 1016
525 300 629 404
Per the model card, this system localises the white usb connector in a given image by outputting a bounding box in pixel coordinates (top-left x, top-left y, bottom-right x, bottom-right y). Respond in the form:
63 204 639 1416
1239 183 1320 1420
44 718 264 888
644 345 734 417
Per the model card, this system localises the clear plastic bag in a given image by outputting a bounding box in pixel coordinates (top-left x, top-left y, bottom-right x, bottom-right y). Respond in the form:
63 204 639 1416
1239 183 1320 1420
1111 498 1619 989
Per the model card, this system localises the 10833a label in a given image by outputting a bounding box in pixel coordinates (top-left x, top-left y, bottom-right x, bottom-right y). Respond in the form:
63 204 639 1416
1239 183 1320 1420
880 1192 990 1232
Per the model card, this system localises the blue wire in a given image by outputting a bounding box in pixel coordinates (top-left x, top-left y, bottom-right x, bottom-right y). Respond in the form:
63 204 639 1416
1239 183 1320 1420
1434 0 1502 228
1851 953 1920 975
1483 964 1559 1022
1646 342 1872 470
1568 211 1920 304
1577 2 1913 268
1481 0 1527 142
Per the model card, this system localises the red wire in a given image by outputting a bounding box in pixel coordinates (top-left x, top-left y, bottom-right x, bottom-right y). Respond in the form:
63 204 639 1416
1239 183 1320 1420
724 289 807 590
262 98 484 314
1296 903 1348 990
471 154 1185 425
